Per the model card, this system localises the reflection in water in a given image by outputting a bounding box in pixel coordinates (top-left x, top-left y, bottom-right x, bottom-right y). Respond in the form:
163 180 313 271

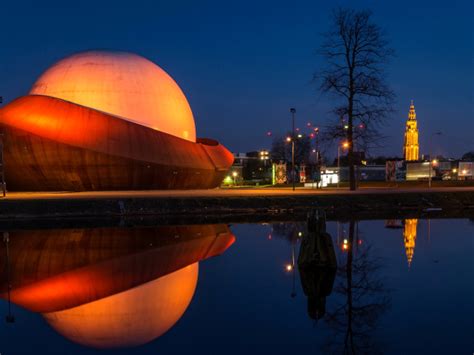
323 220 391 354
278 215 391 354
403 219 418 267
0 224 235 349
297 210 337 320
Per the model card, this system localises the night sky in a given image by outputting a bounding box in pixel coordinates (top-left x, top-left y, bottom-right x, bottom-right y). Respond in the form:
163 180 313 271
1 0 472 158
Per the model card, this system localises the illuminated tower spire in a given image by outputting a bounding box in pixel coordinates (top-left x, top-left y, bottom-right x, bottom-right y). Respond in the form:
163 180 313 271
403 100 419 161
403 219 418 267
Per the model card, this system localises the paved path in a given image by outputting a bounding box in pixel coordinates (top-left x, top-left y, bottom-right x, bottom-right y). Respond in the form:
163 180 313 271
2 186 474 200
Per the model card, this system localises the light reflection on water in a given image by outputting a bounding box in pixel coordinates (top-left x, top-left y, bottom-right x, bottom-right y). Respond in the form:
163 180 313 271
0 218 472 354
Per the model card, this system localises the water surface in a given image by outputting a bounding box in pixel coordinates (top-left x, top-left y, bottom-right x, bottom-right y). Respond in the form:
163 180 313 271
0 218 472 354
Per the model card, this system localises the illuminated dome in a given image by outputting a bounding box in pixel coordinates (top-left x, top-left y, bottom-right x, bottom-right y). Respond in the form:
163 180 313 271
30 50 196 142
43 263 198 349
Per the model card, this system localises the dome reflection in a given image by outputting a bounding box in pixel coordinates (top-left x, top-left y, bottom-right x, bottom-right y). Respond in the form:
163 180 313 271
0 224 234 348
44 263 198 349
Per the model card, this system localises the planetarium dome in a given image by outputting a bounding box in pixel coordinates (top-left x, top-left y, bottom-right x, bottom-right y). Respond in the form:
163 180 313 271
30 50 196 142
0 49 233 191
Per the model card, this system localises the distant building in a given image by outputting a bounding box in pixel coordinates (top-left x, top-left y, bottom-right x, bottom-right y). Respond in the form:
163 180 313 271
229 151 272 184
403 101 420 161
458 162 473 180
406 162 433 181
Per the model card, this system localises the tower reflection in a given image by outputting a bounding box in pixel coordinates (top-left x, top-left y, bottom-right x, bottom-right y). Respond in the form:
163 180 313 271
403 219 418 267
0 224 234 349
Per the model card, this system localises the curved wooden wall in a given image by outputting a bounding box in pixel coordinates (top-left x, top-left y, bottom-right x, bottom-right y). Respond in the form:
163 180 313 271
0 95 234 191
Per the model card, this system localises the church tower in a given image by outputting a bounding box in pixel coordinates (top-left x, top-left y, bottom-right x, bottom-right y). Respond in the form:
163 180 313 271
403 101 419 161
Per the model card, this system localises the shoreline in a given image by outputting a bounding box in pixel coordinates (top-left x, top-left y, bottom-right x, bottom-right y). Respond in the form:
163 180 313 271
1 188 473 223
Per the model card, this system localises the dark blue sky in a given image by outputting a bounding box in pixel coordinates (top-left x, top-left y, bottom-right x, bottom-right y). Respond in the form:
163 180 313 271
1 0 473 158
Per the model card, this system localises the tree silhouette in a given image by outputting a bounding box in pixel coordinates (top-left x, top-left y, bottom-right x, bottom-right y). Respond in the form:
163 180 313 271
322 220 391 354
315 8 395 190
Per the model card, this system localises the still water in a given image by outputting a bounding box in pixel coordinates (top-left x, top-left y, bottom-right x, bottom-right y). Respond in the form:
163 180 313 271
0 218 472 354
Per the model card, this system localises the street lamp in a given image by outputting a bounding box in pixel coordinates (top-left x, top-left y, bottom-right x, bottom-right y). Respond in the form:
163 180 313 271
232 171 238 186
337 141 349 188
290 108 296 191
428 131 442 188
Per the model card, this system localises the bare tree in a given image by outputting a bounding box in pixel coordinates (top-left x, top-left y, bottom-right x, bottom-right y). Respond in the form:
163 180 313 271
270 133 312 164
316 8 395 190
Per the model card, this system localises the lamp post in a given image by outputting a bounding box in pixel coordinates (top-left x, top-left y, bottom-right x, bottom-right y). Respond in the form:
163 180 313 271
337 146 341 188
290 108 296 191
428 131 442 188
337 141 349 188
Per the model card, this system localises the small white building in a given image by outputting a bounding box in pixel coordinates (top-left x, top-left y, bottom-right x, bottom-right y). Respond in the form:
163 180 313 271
458 162 473 180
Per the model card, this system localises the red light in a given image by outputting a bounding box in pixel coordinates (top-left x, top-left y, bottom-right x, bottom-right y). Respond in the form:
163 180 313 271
309 133 315 138
266 131 272 136
307 122 312 127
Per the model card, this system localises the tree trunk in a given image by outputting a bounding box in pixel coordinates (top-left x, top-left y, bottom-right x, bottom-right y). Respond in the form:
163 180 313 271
347 121 356 191
348 96 356 191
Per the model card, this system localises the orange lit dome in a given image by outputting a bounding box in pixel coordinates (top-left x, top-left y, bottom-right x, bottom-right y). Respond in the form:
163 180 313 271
30 50 196 142
43 263 198 349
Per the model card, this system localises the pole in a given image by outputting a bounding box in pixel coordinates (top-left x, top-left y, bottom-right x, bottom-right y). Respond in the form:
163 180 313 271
0 134 5 197
428 159 432 188
337 146 340 188
428 132 442 188
290 235 296 298
315 132 320 189
428 132 432 188
290 108 296 191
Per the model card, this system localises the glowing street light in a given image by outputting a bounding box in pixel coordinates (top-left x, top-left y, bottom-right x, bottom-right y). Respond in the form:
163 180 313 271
285 264 293 272
232 171 238 186
342 238 349 251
